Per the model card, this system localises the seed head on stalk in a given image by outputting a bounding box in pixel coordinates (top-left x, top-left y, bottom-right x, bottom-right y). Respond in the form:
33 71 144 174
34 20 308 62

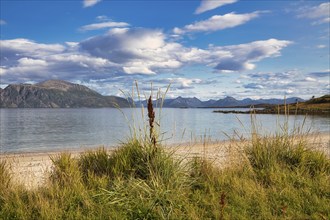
147 96 156 149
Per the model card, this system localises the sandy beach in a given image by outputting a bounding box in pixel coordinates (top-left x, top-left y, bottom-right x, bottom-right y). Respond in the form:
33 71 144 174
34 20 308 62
1 132 329 189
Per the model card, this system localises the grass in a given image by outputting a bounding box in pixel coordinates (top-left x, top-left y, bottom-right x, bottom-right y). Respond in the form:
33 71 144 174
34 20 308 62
262 94 330 115
0 133 329 219
0 94 329 219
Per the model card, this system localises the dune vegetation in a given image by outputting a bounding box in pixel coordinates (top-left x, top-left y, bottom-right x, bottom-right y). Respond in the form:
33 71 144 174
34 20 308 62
0 96 329 219
254 94 330 115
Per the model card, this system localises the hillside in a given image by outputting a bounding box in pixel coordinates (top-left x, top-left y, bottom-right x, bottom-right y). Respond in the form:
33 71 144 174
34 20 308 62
214 95 330 115
265 95 330 115
0 80 129 108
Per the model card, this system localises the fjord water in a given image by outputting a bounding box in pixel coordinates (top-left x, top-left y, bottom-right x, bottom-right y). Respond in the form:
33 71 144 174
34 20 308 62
1 108 329 153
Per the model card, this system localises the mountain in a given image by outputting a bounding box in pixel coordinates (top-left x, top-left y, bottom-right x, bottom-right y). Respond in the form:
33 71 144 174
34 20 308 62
0 80 129 108
165 96 204 108
210 96 240 107
1 79 305 108
135 96 203 108
135 96 304 108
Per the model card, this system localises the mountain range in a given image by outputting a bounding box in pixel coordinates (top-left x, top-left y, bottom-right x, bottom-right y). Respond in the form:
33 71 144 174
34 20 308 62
0 80 304 108
136 96 304 108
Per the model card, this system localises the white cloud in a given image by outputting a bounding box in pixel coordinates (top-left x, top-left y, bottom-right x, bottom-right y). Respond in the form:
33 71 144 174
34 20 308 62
305 77 317 82
0 57 49 78
83 0 101 8
195 0 237 14
316 44 327 49
0 29 291 84
96 15 108 21
47 54 115 69
18 57 48 66
0 20 6 25
159 77 202 89
298 2 330 25
285 89 294 94
240 70 329 98
177 78 202 89
0 38 65 58
80 28 183 74
123 66 155 75
211 38 292 71
79 21 130 31
174 12 261 35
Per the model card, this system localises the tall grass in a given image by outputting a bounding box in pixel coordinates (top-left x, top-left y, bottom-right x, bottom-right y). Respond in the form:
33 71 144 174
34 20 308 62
0 93 329 219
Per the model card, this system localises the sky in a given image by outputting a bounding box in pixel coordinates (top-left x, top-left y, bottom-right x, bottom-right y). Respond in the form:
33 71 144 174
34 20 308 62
0 0 329 100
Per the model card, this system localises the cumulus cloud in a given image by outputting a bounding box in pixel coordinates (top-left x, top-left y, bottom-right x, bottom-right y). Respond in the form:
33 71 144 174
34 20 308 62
154 77 203 89
0 20 6 25
0 38 65 60
298 2 330 25
0 28 291 84
0 58 48 76
173 12 261 35
80 28 290 73
0 38 119 83
195 0 238 14
211 38 292 71
80 28 184 74
83 0 101 8
79 21 130 31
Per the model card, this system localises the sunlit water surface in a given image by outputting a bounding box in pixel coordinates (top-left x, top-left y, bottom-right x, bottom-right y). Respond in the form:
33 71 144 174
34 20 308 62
1 108 329 153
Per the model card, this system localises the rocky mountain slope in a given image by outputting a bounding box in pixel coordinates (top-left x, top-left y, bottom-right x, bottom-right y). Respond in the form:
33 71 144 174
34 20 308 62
0 80 129 108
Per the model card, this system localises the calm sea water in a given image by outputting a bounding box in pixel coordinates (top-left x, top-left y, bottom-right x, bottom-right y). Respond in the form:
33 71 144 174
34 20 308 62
1 108 329 153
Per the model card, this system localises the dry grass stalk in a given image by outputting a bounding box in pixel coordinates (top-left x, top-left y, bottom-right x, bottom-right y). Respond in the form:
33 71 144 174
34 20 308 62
147 96 156 149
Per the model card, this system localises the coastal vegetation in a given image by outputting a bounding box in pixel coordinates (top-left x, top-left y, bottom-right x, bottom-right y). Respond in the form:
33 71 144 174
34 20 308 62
214 95 330 115
1 95 329 219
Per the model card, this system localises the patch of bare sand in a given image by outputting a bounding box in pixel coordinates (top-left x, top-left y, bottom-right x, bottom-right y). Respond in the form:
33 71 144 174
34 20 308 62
0 151 86 189
1 132 329 189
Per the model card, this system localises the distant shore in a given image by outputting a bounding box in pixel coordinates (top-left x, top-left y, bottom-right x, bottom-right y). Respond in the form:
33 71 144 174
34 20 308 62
213 109 330 115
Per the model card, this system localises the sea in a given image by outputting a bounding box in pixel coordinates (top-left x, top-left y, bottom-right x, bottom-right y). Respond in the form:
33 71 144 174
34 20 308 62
1 108 329 153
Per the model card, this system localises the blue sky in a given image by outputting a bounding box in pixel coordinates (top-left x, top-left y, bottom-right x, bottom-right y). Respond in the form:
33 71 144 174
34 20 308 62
0 0 329 99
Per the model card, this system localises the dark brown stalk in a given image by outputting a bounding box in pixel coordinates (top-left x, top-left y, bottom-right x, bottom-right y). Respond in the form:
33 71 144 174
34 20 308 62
147 96 156 149
219 192 226 219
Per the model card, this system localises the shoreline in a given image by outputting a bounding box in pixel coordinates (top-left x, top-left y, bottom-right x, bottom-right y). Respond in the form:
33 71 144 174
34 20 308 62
1 132 329 189
1 131 329 156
